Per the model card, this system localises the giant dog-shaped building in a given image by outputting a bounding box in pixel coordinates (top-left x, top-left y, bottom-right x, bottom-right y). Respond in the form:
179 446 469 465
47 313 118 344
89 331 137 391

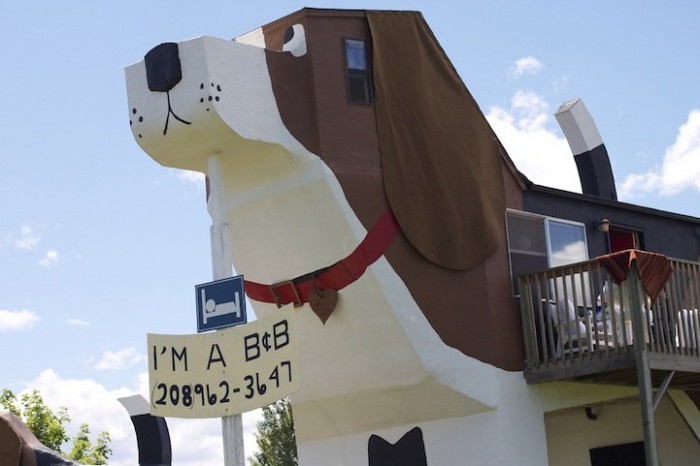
126 9 586 465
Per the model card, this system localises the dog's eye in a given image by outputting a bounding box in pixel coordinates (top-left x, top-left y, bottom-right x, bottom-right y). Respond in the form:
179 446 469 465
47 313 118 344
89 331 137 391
282 23 307 57
283 26 295 44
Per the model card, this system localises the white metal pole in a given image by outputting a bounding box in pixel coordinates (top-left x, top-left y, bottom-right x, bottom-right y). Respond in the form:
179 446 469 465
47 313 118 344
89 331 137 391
208 154 246 466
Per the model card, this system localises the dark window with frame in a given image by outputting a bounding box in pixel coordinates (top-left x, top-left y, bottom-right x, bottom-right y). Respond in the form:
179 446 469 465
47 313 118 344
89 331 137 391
344 38 372 104
590 441 645 465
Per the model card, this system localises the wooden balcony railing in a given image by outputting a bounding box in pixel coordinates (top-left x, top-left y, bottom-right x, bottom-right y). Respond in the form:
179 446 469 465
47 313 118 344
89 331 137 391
518 253 700 386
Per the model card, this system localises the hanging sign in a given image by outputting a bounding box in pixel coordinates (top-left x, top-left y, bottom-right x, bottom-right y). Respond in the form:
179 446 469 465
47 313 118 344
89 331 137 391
148 305 299 418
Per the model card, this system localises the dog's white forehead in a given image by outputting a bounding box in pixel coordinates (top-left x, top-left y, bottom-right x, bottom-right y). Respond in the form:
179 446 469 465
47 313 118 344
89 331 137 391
126 36 310 173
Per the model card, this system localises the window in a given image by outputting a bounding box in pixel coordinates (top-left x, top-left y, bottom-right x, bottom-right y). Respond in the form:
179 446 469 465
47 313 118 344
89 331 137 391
344 38 372 104
590 442 645 465
548 219 588 267
506 210 589 293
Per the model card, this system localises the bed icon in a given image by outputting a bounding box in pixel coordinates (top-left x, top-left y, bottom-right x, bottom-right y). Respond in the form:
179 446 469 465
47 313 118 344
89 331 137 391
195 275 247 332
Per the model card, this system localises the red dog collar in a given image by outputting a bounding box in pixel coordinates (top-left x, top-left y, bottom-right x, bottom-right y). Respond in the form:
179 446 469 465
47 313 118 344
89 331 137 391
244 209 399 321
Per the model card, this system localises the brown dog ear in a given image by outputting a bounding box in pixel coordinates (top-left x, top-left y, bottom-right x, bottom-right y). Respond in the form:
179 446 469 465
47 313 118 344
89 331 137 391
368 12 505 271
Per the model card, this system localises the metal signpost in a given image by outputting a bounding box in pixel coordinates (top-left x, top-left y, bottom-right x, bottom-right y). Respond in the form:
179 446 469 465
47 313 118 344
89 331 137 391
207 154 245 466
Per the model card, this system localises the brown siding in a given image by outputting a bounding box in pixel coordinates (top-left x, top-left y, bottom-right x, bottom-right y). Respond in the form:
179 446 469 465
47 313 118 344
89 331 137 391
262 9 525 370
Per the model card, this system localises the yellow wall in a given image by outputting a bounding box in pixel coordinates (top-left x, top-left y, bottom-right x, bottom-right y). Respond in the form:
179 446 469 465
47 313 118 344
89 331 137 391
546 397 700 466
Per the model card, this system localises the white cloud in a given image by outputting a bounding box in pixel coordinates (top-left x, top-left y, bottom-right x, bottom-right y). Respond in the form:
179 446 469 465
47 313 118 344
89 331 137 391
94 347 146 371
551 75 571 94
486 90 582 192
176 169 206 188
14 226 40 251
39 250 59 268
20 370 259 466
509 56 544 78
66 318 90 326
166 410 262 466
619 109 700 199
0 309 41 332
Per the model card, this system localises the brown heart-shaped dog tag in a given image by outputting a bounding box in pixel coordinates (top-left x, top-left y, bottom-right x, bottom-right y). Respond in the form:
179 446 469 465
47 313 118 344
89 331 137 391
308 288 338 324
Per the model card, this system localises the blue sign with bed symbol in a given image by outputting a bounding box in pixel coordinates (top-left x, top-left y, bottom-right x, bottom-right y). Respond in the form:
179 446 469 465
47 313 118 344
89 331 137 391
196 275 247 332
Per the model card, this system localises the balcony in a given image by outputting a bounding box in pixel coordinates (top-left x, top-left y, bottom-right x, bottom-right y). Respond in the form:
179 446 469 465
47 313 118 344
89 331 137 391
518 250 700 388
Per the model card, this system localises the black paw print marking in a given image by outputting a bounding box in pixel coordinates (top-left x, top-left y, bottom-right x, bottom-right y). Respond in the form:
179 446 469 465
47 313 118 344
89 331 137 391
130 108 144 139
199 82 222 111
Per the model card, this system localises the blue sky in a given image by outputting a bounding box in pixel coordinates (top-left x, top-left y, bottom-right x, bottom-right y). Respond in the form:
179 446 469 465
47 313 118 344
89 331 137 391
2 1 699 464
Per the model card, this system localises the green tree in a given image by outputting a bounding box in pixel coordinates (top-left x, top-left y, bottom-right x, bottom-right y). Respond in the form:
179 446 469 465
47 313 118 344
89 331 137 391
1 389 69 451
0 388 112 465
68 423 112 465
249 398 298 466
0 389 21 417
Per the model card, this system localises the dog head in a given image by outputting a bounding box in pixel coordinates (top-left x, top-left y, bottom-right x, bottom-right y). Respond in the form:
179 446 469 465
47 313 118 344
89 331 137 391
126 35 314 176
127 14 509 273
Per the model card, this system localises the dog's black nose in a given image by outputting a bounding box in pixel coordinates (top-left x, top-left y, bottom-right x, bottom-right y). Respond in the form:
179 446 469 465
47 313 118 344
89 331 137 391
145 42 182 92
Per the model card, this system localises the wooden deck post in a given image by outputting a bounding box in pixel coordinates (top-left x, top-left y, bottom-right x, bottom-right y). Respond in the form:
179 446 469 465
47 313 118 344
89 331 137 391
629 262 659 466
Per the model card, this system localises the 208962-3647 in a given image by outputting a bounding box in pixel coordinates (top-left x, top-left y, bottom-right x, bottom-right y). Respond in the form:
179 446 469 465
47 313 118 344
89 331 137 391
152 359 293 409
